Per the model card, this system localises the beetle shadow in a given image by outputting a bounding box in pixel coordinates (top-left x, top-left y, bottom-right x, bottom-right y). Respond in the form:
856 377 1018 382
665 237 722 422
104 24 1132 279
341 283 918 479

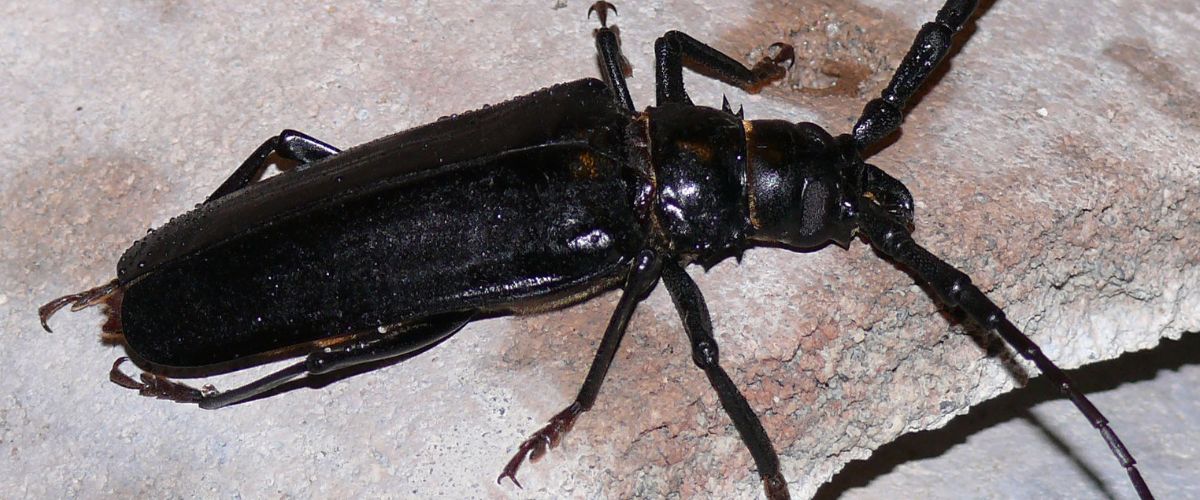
813 331 1200 499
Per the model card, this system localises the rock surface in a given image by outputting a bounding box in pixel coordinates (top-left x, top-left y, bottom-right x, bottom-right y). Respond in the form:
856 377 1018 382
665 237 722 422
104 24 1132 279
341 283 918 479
2 0 1196 498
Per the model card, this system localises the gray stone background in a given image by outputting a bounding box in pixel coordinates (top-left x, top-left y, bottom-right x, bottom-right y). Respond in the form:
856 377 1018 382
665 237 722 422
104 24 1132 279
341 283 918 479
3 0 1196 498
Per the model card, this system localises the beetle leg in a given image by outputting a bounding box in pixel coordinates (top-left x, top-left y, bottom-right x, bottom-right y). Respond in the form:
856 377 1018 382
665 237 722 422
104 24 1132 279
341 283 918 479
38 279 119 332
659 260 789 500
850 0 977 151
194 312 474 409
206 129 341 202
589 1 635 111
654 31 794 106
303 312 475 375
105 314 473 408
498 249 662 488
109 357 215 403
858 200 1154 500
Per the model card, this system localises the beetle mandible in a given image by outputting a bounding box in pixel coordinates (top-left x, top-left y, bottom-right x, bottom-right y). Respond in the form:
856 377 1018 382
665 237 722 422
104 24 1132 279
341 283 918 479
38 1 1155 498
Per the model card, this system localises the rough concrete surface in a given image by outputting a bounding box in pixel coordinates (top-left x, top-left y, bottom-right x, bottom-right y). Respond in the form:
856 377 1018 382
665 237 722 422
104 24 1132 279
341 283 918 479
3 1 1197 499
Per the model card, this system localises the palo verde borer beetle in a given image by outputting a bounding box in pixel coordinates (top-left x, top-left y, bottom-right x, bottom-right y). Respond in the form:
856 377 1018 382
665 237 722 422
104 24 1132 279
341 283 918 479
38 1 1155 498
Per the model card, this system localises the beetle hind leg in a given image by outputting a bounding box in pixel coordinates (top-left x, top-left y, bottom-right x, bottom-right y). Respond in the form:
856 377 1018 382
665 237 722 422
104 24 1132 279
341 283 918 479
105 313 475 408
498 250 662 488
109 357 214 404
204 313 472 409
38 279 120 333
206 129 341 202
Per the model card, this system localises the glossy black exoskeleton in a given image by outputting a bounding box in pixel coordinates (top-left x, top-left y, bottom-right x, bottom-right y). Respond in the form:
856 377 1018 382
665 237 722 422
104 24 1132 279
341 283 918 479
38 2 1153 498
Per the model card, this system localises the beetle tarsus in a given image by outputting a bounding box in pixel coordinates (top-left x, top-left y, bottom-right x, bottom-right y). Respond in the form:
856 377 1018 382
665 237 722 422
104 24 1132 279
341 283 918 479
851 0 979 149
109 357 216 404
497 402 584 488
587 1 617 27
38 279 119 333
745 42 795 93
766 42 796 69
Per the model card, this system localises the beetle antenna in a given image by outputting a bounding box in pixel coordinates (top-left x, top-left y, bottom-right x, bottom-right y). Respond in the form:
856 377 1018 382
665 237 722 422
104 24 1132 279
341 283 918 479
857 200 1154 499
851 0 977 151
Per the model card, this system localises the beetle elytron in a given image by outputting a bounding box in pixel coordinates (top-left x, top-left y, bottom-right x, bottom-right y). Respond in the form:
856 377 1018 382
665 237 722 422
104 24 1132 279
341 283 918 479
40 1 1153 498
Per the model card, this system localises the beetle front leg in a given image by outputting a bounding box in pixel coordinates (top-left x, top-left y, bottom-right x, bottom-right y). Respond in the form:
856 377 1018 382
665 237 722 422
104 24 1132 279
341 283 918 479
498 249 662 488
206 129 341 202
660 260 789 500
654 31 794 106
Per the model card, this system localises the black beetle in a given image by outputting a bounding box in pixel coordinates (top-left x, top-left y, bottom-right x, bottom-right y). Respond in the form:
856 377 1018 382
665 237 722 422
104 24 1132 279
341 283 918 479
38 2 1154 498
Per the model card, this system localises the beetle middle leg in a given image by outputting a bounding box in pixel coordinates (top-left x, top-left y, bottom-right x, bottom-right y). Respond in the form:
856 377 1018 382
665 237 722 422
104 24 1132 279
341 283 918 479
206 129 341 202
109 312 474 409
498 249 662 488
660 260 789 500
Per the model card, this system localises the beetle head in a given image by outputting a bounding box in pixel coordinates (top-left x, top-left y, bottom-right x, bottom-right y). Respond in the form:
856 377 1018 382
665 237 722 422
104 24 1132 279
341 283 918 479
744 123 916 249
